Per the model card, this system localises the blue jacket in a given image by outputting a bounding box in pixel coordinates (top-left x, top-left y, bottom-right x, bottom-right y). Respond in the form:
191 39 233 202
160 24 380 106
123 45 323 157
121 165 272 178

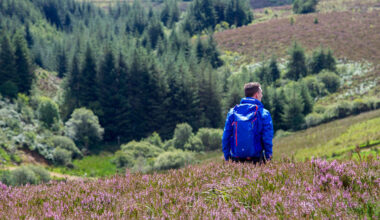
222 97 274 160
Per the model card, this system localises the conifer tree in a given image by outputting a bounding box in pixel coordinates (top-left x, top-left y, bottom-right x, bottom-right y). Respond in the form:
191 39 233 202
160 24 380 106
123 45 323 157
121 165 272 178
286 42 307 81
0 35 17 95
97 49 119 141
282 85 305 130
269 56 280 83
300 82 313 115
14 34 33 95
57 47 68 78
270 88 285 131
79 45 97 107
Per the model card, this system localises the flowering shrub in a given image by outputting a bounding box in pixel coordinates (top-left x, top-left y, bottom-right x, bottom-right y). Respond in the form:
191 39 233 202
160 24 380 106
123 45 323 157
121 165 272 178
0 158 378 218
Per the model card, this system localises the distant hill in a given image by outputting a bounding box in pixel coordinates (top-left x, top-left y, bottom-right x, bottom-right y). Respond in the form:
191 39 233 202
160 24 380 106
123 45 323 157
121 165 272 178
215 11 380 63
250 0 292 9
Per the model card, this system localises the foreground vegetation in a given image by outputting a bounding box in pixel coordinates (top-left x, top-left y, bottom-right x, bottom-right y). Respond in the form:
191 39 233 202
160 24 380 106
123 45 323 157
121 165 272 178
0 158 378 218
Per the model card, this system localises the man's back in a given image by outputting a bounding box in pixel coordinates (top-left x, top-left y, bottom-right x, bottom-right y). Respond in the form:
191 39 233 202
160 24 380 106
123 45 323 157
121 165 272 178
222 97 273 161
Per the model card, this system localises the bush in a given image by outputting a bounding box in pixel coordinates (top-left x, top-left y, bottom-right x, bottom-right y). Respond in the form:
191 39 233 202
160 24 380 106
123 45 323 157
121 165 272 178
64 108 104 150
293 0 318 14
352 99 372 115
195 128 223 151
49 136 82 159
1 166 50 186
0 81 18 99
9 166 37 186
143 132 163 148
37 96 60 128
305 113 324 128
28 166 51 183
121 141 164 159
324 101 352 120
184 135 204 152
154 150 194 170
173 123 193 150
112 150 135 169
52 147 72 166
318 71 340 93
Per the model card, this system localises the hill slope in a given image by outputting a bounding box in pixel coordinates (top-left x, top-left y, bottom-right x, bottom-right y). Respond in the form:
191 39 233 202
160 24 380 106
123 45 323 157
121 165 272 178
215 11 380 63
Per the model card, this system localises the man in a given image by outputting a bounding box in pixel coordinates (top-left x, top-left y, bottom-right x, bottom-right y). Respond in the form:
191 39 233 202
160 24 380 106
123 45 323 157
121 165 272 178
222 82 273 164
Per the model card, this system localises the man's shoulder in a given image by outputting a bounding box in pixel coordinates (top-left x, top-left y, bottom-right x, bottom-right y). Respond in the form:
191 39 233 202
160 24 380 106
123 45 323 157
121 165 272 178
260 108 272 121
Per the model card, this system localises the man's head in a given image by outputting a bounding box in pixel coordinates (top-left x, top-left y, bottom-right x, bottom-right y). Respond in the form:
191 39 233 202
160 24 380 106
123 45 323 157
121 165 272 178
244 82 262 101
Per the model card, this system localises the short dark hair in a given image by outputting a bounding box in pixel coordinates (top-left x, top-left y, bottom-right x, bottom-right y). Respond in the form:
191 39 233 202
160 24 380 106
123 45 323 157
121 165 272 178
244 82 261 97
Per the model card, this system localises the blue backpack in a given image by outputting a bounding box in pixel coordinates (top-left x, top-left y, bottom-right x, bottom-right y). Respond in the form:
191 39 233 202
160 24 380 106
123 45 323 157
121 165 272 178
230 103 261 158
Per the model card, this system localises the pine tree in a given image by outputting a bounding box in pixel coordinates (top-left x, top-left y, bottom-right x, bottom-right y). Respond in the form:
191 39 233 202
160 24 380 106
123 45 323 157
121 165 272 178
300 82 313 115
324 49 336 72
79 45 97 107
57 47 68 78
14 34 33 94
269 56 280 83
309 47 325 74
286 42 307 80
270 88 285 131
0 35 17 91
282 85 305 130
97 49 119 141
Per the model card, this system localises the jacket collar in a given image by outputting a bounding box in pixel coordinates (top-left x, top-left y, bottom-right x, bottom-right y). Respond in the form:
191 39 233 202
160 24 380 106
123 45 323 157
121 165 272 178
240 97 263 107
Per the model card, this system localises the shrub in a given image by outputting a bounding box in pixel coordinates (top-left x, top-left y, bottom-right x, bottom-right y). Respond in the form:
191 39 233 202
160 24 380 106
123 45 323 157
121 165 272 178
9 166 37 186
0 81 18 99
301 76 327 98
112 150 135 169
184 135 204 152
52 147 72 166
64 108 104 150
37 96 60 128
173 123 193 150
305 113 324 128
28 166 51 183
49 136 82 159
318 71 340 93
293 0 318 14
195 128 223 151
162 139 174 151
143 132 163 148
352 99 372 114
154 150 194 170
324 101 352 120
2 166 51 186
121 141 164 159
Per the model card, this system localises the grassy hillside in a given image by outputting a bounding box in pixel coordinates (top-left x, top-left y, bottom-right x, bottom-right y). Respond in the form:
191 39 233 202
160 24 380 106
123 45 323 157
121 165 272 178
0 159 378 218
215 11 380 64
274 109 380 160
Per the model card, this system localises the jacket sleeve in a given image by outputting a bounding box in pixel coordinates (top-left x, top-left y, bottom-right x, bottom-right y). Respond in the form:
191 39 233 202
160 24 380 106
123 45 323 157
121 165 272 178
222 110 233 161
261 109 274 159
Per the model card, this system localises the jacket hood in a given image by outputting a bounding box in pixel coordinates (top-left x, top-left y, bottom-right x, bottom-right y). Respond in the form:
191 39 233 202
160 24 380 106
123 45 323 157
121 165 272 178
232 97 263 121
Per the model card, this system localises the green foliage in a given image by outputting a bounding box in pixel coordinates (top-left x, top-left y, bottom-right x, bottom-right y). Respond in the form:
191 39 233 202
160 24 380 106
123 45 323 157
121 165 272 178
183 0 253 35
305 112 324 128
173 123 193 150
293 0 319 14
121 141 164 159
286 42 307 80
64 108 104 150
184 135 204 152
309 48 337 74
49 136 82 159
52 147 72 166
153 150 194 170
112 150 135 170
143 132 163 148
1 166 50 186
0 81 18 99
195 128 223 151
282 84 305 130
37 96 60 129
317 71 340 93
